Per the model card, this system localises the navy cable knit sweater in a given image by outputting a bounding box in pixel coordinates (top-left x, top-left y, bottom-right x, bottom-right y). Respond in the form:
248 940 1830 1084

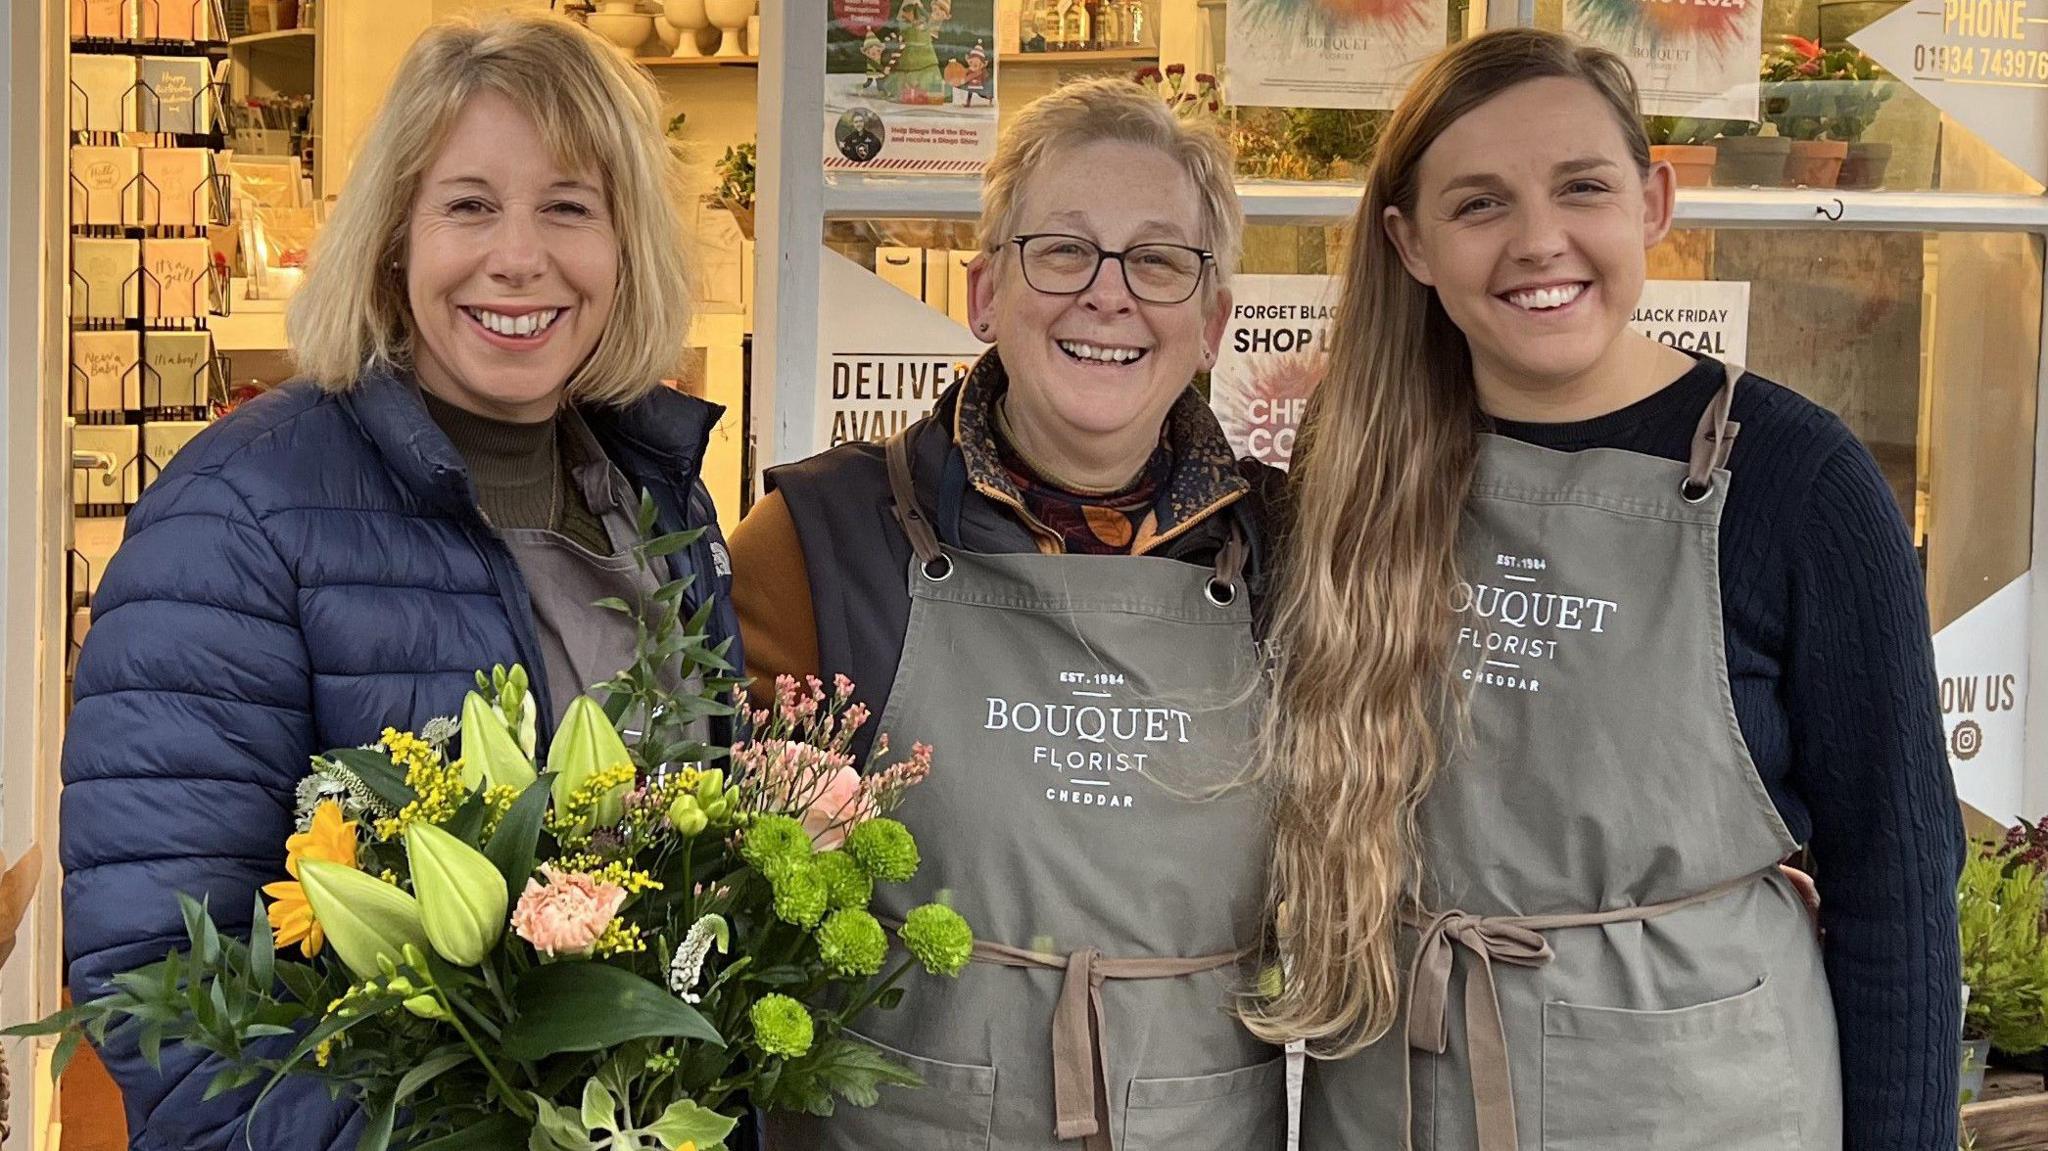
1489 353 1966 1151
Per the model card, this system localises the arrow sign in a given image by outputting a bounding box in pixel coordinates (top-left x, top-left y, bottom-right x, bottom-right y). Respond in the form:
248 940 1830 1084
1851 0 2048 184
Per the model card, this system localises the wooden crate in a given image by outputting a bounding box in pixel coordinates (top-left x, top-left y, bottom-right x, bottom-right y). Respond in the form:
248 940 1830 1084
1966 1070 2048 1150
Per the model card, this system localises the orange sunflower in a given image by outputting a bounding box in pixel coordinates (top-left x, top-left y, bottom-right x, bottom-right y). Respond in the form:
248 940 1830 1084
263 801 360 957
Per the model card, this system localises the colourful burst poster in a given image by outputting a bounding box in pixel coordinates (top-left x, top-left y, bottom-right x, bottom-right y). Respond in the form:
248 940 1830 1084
1210 276 1337 470
1565 0 1762 118
1227 0 1449 110
825 0 1000 175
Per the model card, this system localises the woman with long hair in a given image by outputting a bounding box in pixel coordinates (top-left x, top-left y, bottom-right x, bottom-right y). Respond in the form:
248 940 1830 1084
1253 28 1963 1151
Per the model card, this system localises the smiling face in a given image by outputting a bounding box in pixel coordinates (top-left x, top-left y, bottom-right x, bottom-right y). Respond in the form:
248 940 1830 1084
406 90 618 423
1383 76 1675 411
968 138 1230 480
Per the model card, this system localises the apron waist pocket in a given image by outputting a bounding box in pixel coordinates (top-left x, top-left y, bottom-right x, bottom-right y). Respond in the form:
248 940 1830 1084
970 936 1240 1151
1397 867 1775 1151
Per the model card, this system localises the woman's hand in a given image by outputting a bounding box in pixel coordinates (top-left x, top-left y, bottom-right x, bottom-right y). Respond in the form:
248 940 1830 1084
1779 864 1821 938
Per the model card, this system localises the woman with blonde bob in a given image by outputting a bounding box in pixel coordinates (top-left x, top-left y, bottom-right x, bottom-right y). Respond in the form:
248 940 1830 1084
60 15 740 1149
731 77 1288 1149
1258 27 1961 1151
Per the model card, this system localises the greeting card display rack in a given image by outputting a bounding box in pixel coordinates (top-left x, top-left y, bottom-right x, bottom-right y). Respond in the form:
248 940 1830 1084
65 0 237 681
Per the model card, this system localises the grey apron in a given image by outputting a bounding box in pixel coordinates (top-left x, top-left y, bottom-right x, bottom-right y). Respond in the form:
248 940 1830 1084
497 413 663 730
772 431 1286 1151
1300 364 1842 1151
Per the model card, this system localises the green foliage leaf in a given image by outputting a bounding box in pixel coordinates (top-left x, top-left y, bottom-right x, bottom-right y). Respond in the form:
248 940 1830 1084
179 893 222 967
248 894 275 993
356 1099 396 1151
1 1002 96 1040
643 1098 738 1150
202 1062 264 1101
394 1047 472 1103
50 1030 82 1081
445 786 490 846
405 1116 529 1151
580 1078 619 1133
329 748 420 811
641 528 704 560
486 775 554 898
529 1094 598 1151
500 964 722 1061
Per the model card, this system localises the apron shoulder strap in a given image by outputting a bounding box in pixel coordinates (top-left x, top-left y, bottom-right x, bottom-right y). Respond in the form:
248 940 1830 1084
1683 360 1743 501
885 428 945 567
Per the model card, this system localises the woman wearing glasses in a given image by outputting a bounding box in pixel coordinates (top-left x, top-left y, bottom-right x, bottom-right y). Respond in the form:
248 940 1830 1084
729 78 1287 1149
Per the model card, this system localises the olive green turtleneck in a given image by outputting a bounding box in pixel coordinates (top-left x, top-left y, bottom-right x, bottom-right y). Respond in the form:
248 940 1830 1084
420 389 613 556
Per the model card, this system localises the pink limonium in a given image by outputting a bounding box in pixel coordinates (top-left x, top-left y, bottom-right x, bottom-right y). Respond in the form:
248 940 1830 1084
862 740 935 814
511 866 627 959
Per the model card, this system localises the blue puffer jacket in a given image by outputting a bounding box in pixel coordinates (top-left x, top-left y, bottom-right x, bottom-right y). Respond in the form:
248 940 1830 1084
60 366 742 1150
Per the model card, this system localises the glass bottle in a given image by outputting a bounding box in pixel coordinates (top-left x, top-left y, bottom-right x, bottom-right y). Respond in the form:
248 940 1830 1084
1093 0 1118 49
1123 0 1148 47
1063 0 1091 52
1022 0 1054 50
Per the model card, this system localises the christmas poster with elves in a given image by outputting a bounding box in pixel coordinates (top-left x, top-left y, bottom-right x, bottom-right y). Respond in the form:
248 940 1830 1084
825 0 999 174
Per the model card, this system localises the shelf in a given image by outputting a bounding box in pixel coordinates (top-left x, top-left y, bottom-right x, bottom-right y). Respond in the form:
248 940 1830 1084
1007 47 1158 65
229 28 315 48
823 175 2048 233
634 53 758 68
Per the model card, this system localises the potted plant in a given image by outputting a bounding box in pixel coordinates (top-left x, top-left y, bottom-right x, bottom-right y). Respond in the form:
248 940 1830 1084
1958 845 2048 1104
1710 117 1790 187
1827 47 1897 189
1762 36 1850 187
1282 107 1386 181
1646 115 1718 188
713 140 755 240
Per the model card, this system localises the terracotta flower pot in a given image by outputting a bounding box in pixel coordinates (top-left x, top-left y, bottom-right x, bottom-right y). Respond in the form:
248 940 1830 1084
1712 135 1792 188
1651 144 1718 188
726 201 755 241
1782 138 1850 188
1837 141 1893 190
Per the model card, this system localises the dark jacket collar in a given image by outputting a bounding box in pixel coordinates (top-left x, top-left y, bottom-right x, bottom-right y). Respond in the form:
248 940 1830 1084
339 364 724 516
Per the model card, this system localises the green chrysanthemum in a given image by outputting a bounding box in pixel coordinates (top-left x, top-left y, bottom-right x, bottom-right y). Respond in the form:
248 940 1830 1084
845 817 920 883
749 993 815 1059
741 813 813 875
816 909 888 977
814 850 874 911
770 858 829 928
899 903 973 977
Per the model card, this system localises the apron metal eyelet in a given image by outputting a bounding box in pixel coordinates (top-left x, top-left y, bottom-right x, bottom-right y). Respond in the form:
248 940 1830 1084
1680 478 1715 504
1205 579 1238 608
922 554 955 582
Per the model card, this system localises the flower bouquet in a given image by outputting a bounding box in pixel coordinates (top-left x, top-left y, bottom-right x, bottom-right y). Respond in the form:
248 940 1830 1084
11 504 971 1150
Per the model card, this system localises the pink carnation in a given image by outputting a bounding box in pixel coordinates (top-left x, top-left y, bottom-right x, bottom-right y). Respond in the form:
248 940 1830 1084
511 866 626 959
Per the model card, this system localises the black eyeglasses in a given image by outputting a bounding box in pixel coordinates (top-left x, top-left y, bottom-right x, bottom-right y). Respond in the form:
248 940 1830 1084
1010 233 1214 305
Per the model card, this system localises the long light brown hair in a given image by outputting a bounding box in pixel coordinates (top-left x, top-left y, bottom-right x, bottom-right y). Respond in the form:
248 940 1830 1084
1242 29 1653 1056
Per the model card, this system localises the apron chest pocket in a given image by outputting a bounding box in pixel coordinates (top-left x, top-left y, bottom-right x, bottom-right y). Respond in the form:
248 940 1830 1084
796 1031 995 1151
1539 975 1797 1151
1122 1056 1287 1150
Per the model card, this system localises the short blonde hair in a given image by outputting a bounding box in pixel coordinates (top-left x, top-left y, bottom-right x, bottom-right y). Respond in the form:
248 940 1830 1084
287 13 691 406
978 77 1243 285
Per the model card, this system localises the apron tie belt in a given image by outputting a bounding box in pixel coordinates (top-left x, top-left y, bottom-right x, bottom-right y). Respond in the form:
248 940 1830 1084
967 936 1238 1149
1398 868 1774 1151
